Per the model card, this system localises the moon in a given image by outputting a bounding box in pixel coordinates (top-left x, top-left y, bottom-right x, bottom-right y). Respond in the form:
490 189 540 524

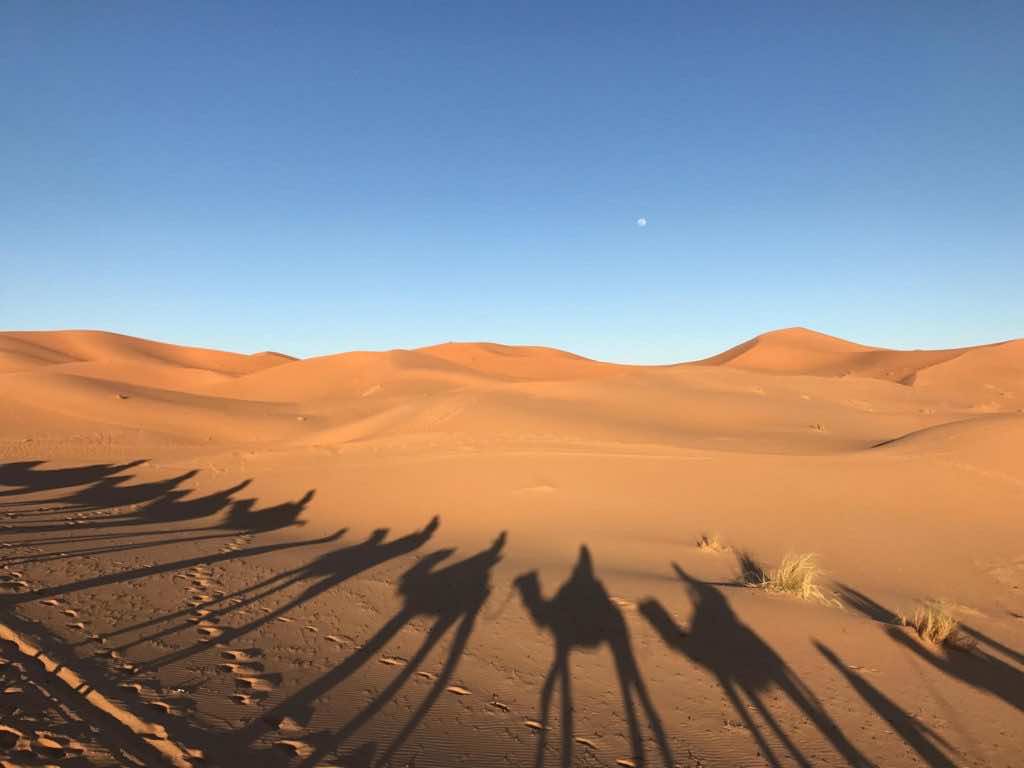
636 217 648 227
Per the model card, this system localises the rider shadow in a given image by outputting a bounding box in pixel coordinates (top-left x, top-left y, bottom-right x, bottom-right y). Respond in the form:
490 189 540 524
132 517 441 669
639 564 870 768
515 546 674 768
223 490 314 532
0 459 146 498
229 532 507 768
6 484 310 571
2 473 253 537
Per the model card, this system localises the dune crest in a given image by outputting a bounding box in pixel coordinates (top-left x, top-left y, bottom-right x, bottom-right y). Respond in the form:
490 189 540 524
694 326 1024 387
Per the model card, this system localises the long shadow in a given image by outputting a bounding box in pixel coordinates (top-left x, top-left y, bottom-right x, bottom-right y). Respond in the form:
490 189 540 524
2 484 313 581
0 468 196 517
639 564 870 768
6 484 311 558
131 517 440 669
887 628 1023 713
835 584 900 624
226 532 506 768
515 546 674 768
0 475 254 537
4 526 344 607
958 624 1024 666
815 642 957 768
837 585 1024 713
0 459 146 497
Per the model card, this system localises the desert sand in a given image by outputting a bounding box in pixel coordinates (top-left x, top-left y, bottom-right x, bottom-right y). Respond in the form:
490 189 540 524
1 327 1021 767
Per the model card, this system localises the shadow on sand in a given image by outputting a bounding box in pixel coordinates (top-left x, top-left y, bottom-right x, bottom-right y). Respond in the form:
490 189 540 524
837 583 1024 714
128 517 441 670
639 564 871 768
225 532 507 768
515 546 674 768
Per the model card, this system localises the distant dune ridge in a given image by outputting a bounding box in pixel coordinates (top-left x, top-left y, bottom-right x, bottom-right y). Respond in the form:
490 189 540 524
1 326 1021 453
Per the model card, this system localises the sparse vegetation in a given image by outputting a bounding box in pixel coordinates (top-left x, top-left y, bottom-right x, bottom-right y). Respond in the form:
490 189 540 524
696 533 727 553
748 552 839 606
901 601 968 648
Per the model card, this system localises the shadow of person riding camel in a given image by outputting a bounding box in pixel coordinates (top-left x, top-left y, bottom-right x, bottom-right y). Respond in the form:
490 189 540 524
1 471 254 538
130 517 441 668
227 531 507 768
639 564 871 768
515 546 674 768
5 483 316 572
0 459 146 498
223 490 314 532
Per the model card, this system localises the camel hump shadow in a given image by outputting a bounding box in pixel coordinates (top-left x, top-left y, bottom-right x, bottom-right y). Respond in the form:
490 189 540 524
400 530 505 617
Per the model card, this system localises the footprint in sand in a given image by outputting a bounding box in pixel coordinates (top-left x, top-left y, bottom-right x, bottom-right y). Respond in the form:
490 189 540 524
379 655 405 667
40 599 60 607
446 685 472 696
32 735 66 758
272 716 303 733
62 609 79 617
275 740 312 758
197 624 224 640
235 674 281 693
222 648 264 662
0 725 23 749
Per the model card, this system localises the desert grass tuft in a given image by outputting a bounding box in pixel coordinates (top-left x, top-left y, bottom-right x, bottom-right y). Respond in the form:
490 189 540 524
750 552 839 606
696 533 728 553
900 601 969 648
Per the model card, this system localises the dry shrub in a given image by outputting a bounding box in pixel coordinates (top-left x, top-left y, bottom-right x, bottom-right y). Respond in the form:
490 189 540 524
901 601 969 648
696 533 727 553
753 553 839 606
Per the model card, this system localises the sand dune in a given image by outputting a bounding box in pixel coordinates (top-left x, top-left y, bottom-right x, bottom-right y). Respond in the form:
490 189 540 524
2 327 1022 768
694 326 1021 384
0 330 293 376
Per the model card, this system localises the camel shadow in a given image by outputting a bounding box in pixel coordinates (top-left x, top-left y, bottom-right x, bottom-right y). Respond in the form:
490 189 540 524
639 564 870 768
515 546 674 768
227 532 506 768
130 517 440 670
0 459 146 498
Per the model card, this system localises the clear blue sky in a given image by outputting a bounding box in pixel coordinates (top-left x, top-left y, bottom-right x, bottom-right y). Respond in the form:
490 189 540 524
3 2 1022 362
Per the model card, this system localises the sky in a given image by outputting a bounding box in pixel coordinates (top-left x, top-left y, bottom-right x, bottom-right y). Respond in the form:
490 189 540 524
2 2 1022 363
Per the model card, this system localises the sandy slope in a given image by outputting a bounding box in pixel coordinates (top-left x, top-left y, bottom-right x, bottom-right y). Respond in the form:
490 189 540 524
1 327 1022 768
